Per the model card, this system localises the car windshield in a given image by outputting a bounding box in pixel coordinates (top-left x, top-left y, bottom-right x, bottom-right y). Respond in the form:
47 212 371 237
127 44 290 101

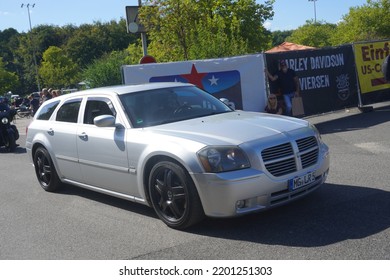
119 85 233 128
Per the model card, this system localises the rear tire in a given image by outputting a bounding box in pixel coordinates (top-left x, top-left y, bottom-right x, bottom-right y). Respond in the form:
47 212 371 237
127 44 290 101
149 161 204 229
7 133 16 152
33 147 62 192
3 131 17 152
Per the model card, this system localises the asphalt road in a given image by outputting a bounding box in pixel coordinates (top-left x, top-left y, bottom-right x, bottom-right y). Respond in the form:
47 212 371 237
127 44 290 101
1 103 389 260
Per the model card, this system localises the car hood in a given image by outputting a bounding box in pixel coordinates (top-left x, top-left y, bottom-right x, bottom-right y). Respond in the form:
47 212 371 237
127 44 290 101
147 111 309 145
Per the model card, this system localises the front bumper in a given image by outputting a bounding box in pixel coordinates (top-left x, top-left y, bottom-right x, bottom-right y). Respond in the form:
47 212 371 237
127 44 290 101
191 146 330 217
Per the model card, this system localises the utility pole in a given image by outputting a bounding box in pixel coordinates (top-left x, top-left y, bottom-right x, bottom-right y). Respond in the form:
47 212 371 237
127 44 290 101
138 0 148 55
21 3 41 92
308 0 317 23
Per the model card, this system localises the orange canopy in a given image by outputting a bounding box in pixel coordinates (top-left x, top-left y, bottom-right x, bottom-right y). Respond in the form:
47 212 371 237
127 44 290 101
265 41 316 53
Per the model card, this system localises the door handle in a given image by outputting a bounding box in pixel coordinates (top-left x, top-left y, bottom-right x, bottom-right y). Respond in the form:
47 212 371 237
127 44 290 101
47 128 54 136
78 132 88 141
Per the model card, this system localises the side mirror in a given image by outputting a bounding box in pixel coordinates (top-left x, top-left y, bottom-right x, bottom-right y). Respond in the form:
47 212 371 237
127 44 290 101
219 98 236 110
94 115 116 127
382 55 390 82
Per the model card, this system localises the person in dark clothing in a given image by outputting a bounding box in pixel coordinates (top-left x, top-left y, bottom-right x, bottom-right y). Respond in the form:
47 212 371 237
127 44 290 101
29 94 40 116
0 98 10 111
265 60 300 116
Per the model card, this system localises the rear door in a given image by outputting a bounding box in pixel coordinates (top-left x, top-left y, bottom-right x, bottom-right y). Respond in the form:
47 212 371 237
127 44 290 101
49 98 83 182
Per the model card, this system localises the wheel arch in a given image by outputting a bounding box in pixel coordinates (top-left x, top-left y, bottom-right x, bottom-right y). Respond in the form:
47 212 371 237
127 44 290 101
31 142 63 180
142 155 199 206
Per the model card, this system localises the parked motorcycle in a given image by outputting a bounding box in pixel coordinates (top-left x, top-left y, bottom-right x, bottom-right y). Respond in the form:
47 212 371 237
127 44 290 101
0 108 19 152
16 104 32 118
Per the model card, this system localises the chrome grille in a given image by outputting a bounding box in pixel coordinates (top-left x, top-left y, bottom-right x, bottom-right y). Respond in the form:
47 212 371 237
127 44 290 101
261 136 319 177
297 137 319 169
296 136 317 151
262 142 293 161
261 143 296 176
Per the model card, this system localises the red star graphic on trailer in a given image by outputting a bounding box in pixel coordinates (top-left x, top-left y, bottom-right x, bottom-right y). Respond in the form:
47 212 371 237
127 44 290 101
180 64 207 89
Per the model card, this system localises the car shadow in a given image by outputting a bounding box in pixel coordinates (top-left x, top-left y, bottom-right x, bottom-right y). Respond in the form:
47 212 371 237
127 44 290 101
187 183 390 247
315 105 390 135
55 181 390 248
58 184 158 219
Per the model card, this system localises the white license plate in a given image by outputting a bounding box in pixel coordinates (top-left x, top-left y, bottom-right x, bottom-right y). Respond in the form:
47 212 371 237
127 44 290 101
289 171 316 191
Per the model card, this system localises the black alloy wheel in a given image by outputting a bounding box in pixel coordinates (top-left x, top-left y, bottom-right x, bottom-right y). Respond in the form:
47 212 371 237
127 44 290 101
149 161 204 229
33 147 62 192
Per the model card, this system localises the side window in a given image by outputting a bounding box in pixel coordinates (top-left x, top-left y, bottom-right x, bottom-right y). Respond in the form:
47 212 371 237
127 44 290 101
83 97 116 125
36 101 60 120
56 99 81 123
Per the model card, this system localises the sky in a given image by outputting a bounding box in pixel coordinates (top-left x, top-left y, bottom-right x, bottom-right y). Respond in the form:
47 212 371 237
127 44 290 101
0 0 369 33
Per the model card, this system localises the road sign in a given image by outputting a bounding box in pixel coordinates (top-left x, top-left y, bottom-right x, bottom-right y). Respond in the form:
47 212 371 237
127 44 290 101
139 55 156 64
125 6 146 33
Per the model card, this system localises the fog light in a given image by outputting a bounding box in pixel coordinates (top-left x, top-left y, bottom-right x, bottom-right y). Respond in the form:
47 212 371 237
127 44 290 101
236 200 246 209
236 200 245 209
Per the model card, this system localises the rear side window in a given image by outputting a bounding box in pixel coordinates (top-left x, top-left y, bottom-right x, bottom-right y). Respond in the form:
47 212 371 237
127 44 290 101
36 101 60 120
56 99 82 123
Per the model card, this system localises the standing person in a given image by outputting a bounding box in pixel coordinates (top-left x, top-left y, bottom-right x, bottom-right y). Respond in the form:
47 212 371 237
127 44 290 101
29 94 40 116
264 94 283 115
52 89 61 98
0 98 10 111
265 60 300 116
40 88 52 104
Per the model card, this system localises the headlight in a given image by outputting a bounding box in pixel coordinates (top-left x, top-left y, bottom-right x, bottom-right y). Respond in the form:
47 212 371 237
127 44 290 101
1 117 8 125
197 146 250 173
310 123 323 143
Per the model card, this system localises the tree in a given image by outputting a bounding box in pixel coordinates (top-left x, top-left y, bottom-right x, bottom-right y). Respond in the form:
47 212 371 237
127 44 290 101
287 21 337 48
0 28 20 72
0 57 20 94
64 20 137 67
83 50 134 88
271 30 293 46
39 46 80 89
139 0 274 61
0 28 24 94
331 0 390 45
187 13 249 59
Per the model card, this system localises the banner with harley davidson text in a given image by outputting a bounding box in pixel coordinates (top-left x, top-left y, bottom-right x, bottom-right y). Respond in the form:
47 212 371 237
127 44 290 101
264 45 359 115
353 40 390 94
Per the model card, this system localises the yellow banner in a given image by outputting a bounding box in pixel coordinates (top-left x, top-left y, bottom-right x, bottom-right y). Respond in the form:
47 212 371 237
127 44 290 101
353 40 390 94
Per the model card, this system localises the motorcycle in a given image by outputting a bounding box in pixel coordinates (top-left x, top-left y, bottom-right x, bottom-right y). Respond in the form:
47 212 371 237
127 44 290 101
0 108 19 152
16 104 32 118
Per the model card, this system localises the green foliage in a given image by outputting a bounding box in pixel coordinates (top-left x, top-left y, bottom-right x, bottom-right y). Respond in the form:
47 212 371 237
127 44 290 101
64 20 137 67
126 42 145 64
187 14 249 59
0 28 20 72
140 0 274 61
2 20 138 94
271 30 293 46
331 0 390 45
0 57 20 94
39 46 80 89
287 21 337 48
83 50 132 88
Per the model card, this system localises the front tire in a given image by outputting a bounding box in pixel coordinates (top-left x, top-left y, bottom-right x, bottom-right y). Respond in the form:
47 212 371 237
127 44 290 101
149 161 204 229
33 147 62 192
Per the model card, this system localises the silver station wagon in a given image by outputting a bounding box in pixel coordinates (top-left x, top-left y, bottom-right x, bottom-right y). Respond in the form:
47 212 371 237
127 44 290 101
26 83 330 229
